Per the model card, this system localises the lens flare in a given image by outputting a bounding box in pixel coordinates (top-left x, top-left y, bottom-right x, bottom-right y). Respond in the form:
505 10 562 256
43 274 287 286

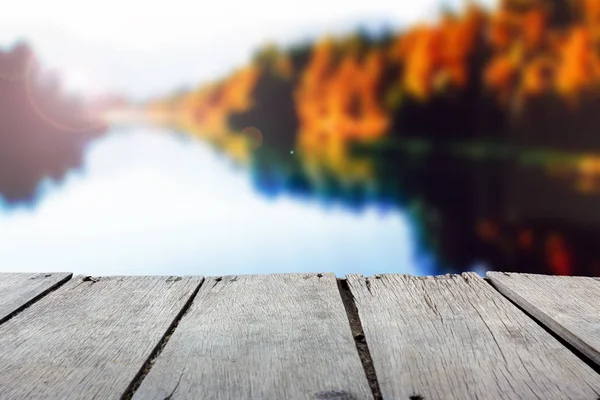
241 126 263 150
61 68 99 97
23 55 108 133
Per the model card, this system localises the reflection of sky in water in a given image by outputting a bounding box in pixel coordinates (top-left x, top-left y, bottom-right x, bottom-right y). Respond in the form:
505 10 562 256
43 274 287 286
0 127 435 277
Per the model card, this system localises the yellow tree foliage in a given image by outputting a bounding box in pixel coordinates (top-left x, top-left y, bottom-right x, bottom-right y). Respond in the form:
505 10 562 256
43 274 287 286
483 0 600 107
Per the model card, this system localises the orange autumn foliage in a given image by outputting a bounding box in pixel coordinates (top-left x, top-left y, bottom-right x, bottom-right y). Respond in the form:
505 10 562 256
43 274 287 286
151 0 600 157
485 0 600 106
295 43 389 149
390 8 482 101
583 0 600 27
522 56 554 96
183 67 260 137
485 54 518 101
523 10 546 48
555 27 597 99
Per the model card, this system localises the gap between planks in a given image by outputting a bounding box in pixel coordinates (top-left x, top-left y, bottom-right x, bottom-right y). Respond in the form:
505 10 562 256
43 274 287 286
123 273 600 400
121 277 206 400
337 278 383 400
122 275 383 400
485 277 600 376
107 272 598 399
0 273 72 325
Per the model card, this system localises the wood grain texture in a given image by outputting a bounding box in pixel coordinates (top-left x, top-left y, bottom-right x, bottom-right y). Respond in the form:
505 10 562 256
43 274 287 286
347 273 600 400
0 272 72 324
133 274 372 400
488 272 600 367
0 275 202 400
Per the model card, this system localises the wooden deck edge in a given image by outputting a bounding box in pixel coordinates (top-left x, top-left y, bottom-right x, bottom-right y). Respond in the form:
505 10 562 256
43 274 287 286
484 277 600 374
1 272 598 398
0 273 73 326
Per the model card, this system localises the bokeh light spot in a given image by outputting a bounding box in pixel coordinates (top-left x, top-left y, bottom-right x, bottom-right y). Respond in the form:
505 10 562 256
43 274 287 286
24 57 108 133
241 126 263 150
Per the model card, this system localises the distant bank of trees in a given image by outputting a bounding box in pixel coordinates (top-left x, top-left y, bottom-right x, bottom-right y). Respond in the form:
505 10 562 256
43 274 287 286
0 42 109 203
152 0 600 157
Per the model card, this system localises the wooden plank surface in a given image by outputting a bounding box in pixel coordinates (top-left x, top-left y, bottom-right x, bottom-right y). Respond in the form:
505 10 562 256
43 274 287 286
0 275 202 399
488 272 600 367
133 274 372 400
0 272 72 323
347 273 600 400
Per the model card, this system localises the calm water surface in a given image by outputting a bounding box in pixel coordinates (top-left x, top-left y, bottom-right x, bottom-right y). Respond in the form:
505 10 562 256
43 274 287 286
0 126 437 277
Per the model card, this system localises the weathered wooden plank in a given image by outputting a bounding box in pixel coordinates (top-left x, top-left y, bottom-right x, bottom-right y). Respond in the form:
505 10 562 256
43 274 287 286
347 273 600 400
488 272 600 367
0 275 203 399
133 274 372 400
0 272 72 323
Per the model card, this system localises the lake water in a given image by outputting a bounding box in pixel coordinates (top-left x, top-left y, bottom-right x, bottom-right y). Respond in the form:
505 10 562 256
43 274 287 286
0 126 439 277
4 123 598 278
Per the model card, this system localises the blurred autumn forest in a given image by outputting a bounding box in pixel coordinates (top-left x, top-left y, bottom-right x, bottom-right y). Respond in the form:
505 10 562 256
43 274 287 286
4 0 600 275
151 0 600 152
147 0 600 276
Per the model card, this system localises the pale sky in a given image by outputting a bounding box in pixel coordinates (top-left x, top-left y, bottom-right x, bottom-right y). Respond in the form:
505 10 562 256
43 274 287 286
0 0 496 100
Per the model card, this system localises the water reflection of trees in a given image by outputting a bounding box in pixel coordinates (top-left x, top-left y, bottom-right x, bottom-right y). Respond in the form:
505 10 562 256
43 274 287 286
146 0 600 277
246 140 600 278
